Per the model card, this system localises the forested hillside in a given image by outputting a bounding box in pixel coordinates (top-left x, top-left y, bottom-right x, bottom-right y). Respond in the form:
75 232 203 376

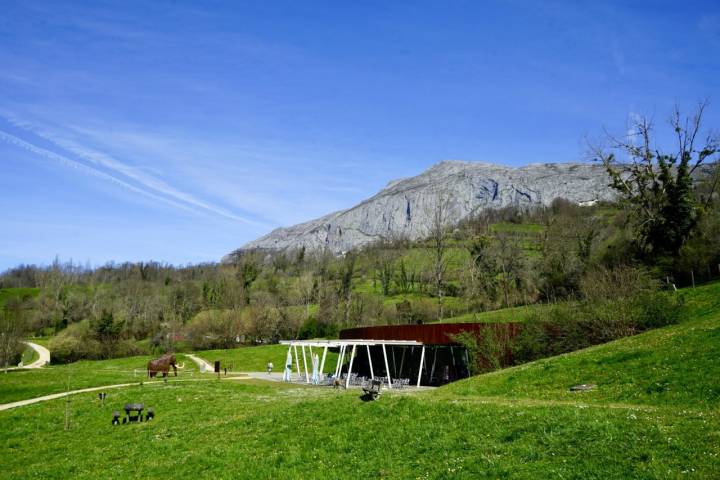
1 108 719 366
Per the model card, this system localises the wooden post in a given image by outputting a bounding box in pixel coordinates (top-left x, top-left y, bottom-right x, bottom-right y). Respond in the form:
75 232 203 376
64 374 70 431
691 270 695 288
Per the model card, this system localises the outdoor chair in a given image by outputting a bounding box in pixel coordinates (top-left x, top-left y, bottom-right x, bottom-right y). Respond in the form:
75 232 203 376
361 379 383 401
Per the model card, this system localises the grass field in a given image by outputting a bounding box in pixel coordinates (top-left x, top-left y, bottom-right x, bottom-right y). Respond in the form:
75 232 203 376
0 354 198 404
0 378 716 478
1 283 718 478
437 303 549 324
196 344 339 373
440 281 720 408
0 287 40 306
20 345 39 365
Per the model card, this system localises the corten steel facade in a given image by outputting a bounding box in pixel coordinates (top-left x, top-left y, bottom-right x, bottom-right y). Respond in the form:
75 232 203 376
340 322 522 346
338 322 523 386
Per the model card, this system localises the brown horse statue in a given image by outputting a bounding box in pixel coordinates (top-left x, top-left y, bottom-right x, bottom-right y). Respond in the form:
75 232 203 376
147 353 185 378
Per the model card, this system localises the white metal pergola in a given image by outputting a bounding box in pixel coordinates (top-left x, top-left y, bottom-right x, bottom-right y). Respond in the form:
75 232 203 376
279 339 426 389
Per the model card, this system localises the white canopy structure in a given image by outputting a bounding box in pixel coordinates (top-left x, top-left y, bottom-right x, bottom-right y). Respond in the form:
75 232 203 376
280 339 426 389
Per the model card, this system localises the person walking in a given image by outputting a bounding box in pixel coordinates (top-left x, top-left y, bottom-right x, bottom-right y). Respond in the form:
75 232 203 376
267 361 274 375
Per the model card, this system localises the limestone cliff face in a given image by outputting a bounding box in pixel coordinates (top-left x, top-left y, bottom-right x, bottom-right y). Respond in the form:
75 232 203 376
225 161 613 259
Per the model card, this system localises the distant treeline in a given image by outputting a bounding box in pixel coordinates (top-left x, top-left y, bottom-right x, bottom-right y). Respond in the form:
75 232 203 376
1 105 719 365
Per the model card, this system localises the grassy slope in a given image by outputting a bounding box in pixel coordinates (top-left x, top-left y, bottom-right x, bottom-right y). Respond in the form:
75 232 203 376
439 281 720 408
0 287 40 306
0 381 716 479
0 354 199 404
1 282 718 478
437 303 548 324
20 346 39 365
196 344 339 372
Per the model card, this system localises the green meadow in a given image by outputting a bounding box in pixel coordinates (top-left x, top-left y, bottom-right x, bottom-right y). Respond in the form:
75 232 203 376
0 354 199 405
197 344 339 373
1 282 719 478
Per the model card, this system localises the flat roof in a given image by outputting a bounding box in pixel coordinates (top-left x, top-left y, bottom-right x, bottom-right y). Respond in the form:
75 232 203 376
340 322 522 345
280 339 423 347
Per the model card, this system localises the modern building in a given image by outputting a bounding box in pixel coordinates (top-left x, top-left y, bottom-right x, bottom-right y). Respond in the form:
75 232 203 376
281 322 520 388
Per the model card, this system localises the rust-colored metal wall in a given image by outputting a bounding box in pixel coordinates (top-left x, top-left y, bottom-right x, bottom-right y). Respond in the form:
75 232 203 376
339 322 522 345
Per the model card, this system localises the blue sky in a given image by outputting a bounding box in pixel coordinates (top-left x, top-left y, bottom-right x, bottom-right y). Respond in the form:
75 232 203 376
1 0 719 270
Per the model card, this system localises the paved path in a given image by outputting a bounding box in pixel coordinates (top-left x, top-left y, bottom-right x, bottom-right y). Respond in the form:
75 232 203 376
1 341 50 371
0 381 144 412
246 371 284 382
24 342 50 368
0 376 253 412
187 353 428 388
187 353 296 382
186 353 215 373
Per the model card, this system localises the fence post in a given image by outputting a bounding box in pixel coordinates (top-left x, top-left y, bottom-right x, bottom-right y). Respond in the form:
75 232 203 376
691 270 695 288
64 374 70 431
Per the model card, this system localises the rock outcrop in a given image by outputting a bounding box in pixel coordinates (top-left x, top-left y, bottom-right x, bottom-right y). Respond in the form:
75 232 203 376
225 161 613 259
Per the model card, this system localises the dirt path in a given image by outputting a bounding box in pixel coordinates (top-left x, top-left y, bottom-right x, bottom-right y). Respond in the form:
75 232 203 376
185 354 215 373
24 342 50 368
186 353 286 381
0 376 253 412
1 341 50 371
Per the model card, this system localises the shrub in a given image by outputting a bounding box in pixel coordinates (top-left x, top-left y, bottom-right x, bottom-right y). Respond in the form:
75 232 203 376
49 328 102 364
633 291 685 330
185 309 243 350
450 326 514 374
512 289 683 364
297 317 338 339
48 318 147 363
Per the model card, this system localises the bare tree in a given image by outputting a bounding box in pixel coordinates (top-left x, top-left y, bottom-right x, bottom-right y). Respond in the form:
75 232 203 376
1 296 29 371
428 194 450 321
590 101 718 258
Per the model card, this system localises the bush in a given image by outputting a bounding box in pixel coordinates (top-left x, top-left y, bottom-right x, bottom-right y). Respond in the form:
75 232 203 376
512 290 683 364
633 291 685 330
297 317 338 339
185 309 244 350
48 319 148 364
450 326 514 374
49 331 102 364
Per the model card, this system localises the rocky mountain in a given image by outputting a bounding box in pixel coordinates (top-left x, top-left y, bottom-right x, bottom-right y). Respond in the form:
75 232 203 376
225 161 614 259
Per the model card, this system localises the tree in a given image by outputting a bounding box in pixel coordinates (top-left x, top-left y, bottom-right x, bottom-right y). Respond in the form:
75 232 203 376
592 102 718 260
395 259 416 294
375 250 395 296
428 195 450 321
1 296 29 370
338 253 356 326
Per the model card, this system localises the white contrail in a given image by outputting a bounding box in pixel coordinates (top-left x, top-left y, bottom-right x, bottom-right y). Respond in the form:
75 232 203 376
0 126 265 226
0 129 224 219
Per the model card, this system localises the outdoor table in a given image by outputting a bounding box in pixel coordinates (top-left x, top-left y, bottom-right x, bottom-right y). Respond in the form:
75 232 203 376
123 403 145 423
